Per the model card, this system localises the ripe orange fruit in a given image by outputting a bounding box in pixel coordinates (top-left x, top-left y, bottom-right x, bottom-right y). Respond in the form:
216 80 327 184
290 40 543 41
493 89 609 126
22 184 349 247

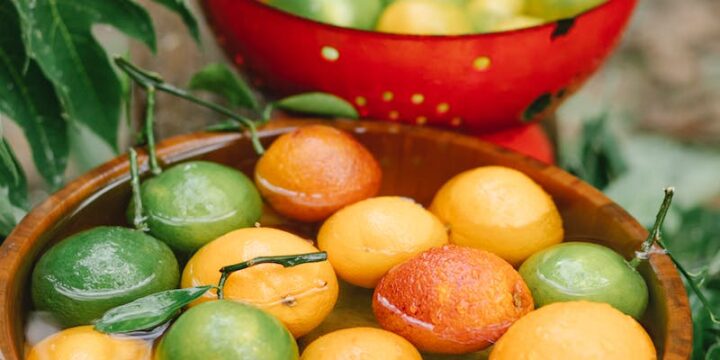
490 301 656 359
301 327 422 360
376 0 474 35
181 227 339 338
372 245 534 354
430 166 563 266
255 125 381 222
318 196 448 288
26 325 151 360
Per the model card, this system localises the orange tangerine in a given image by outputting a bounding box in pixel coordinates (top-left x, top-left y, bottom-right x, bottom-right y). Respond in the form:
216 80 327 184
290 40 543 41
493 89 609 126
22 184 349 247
373 245 534 354
301 327 422 360
255 125 381 222
430 166 563 266
26 325 151 360
181 227 339 338
490 301 656 359
318 196 448 288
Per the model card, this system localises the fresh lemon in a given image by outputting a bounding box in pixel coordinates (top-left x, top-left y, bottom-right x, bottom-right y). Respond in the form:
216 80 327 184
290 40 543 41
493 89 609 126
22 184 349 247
318 196 448 288
490 301 656 359
376 0 474 35
301 327 422 359
430 166 563 266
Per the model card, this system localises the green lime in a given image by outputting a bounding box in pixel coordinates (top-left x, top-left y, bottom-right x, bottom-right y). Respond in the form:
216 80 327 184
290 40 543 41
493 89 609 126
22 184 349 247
525 0 607 21
133 161 262 254
155 300 298 360
31 226 179 327
519 242 648 319
267 0 383 30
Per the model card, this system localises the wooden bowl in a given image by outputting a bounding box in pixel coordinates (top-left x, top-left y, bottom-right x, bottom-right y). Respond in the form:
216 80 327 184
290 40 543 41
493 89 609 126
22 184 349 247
202 0 636 133
0 120 690 359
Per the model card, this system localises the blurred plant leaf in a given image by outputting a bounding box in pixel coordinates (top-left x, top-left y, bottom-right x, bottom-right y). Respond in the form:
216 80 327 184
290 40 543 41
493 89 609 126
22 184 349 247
205 119 241 132
150 0 199 43
0 124 28 236
0 0 68 189
274 92 359 119
189 63 258 110
560 113 626 190
604 136 720 229
95 286 212 334
13 0 158 151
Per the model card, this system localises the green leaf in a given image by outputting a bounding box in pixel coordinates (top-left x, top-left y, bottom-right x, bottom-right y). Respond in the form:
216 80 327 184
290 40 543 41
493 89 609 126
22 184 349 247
0 125 28 236
95 286 212 334
13 0 158 151
151 0 200 43
0 0 68 189
205 119 241 132
189 63 258 110
274 92 359 119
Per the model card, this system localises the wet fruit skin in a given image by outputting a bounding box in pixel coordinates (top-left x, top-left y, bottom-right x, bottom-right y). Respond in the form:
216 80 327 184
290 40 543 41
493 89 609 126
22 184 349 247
301 327 422 360
133 160 262 254
255 125 381 222
525 0 607 21
31 227 179 327
26 325 152 360
430 166 564 266
490 301 656 360
519 242 649 318
372 245 534 354
155 300 299 360
182 227 339 338
317 196 448 288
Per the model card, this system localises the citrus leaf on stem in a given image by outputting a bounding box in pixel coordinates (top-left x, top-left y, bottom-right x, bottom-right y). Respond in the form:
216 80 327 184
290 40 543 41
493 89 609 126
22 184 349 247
95 285 213 334
217 252 328 299
189 63 258 110
0 133 27 237
151 0 200 43
274 93 359 119
0 0 68 189
13 0 158 151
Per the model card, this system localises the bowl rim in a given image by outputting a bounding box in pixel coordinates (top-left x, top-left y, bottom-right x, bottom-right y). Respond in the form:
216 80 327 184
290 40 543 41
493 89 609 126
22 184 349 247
235 0 631 40
0 119 691 359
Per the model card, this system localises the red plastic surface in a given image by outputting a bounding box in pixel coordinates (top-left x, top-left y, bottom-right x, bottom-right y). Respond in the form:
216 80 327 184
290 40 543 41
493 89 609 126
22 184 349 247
203 0 636 133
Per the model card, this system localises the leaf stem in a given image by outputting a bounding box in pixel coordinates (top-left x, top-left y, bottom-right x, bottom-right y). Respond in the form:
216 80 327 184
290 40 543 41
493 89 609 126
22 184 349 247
113 57 264 155
630 187 674 268
216 252 328 299
144 87 161 175
129 148 148 232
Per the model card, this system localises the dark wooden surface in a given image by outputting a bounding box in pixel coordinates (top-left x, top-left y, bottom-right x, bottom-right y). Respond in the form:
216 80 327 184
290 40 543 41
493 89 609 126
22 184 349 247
0 119 692 359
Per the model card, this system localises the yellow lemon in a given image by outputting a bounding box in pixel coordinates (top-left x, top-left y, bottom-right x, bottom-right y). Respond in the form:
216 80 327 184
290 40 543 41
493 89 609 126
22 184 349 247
26 325 151 360
376 0 474 35
490 301 656 359
181 227 339 338
525 0 607 21
491 15 545 32
467 0 524 32
301 327 422 360
430 166 563 266
318 196 448 288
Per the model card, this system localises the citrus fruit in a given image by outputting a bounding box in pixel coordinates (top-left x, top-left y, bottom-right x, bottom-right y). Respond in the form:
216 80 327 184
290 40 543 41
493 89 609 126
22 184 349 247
519 242 649 318
490 301 656 359
376 0 474 35
429 166 564 266
31 227 179 326
26 325 151 360
525 0 607 21
254 125 381 222
492 15 545 32
155 300 298 360
466 0 524 32
267 0 383 30
317 196 448 288
132 160 262 254
301 327 422 360
182 227 339 337
372 245 534 354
